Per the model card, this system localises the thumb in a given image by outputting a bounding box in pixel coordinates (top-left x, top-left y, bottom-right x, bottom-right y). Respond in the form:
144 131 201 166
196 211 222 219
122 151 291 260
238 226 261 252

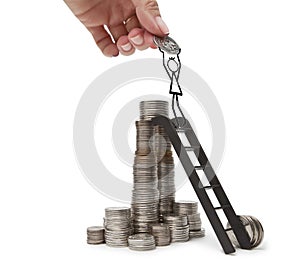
131 0 169 36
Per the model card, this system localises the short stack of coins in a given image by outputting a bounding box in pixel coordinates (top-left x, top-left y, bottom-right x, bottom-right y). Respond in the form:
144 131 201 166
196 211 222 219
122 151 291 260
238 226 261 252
174 201 205 238
128 233 156 251
150 223 171 246
104 207 132 247
163 214 189 242
86 226 105 245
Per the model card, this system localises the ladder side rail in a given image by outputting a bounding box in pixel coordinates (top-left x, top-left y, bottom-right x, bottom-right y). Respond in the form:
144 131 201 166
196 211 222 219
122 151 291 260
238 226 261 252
152 116 236 254
174 117 252 249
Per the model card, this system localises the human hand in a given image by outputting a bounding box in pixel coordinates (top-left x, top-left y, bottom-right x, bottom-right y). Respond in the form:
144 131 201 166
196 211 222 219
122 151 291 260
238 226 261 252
64 0 169 57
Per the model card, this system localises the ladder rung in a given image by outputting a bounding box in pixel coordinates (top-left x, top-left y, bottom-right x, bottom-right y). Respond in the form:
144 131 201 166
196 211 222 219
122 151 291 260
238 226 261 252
214 205 231 210
195 165 204 170
184 146 199 151
203 184 221 189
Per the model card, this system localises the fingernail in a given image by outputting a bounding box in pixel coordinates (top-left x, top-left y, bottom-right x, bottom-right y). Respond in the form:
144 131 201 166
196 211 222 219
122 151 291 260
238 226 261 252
131 34 144 45
155 16 169 34
120 42 132 52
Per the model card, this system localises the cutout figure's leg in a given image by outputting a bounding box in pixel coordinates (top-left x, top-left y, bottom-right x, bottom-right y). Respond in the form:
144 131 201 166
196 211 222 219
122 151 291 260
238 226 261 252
172 94 179 127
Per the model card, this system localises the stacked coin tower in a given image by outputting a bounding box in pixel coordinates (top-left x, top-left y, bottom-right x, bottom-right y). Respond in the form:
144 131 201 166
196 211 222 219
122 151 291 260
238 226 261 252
131 100 175 233
132 120 159 233
174 200 205 238
139 101 175 218
103 207 132 247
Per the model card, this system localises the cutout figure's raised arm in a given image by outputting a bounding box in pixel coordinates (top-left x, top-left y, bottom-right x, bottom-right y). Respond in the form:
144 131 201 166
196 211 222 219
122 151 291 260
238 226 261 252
159 48 172 80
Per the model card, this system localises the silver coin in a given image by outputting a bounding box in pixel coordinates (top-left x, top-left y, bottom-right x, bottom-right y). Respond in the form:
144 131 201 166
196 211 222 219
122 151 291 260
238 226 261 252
153 36 181 55
87 239 104 245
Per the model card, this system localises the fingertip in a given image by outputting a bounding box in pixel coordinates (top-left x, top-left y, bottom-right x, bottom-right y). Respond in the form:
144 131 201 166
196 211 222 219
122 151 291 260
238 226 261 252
102 44 119 57
128 28 150 51
128 28 144 45
135 8 166 37
155 16 169 35
117 36 135 56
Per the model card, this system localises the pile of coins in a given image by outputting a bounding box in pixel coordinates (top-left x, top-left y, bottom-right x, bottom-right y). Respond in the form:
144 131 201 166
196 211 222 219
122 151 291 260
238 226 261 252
163 214 189 242
87 226 105 245
227 215 264 249
150 223 171 246
103 207 132 247
128 233 156 251
87 100 205 250
174 201 205 238
85 99 266 252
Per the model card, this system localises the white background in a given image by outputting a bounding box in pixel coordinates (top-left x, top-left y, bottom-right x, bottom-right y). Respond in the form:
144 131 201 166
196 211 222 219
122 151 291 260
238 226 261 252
0 0 299 259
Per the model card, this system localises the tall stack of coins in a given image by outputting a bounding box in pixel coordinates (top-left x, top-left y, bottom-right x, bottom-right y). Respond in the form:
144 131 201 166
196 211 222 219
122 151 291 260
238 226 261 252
139 101 175 218
131 100 176 232
132 119 159 233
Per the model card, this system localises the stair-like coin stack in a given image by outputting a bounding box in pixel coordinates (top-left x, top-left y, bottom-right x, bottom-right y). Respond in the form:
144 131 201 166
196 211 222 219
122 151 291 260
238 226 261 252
174 201 205 238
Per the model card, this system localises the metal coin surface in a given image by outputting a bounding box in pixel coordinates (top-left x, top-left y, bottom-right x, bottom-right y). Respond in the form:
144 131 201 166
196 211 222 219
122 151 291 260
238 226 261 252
153 36 181 55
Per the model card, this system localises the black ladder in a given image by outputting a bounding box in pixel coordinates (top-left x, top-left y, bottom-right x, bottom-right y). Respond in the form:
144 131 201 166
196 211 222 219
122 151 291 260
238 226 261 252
151 116 252 254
